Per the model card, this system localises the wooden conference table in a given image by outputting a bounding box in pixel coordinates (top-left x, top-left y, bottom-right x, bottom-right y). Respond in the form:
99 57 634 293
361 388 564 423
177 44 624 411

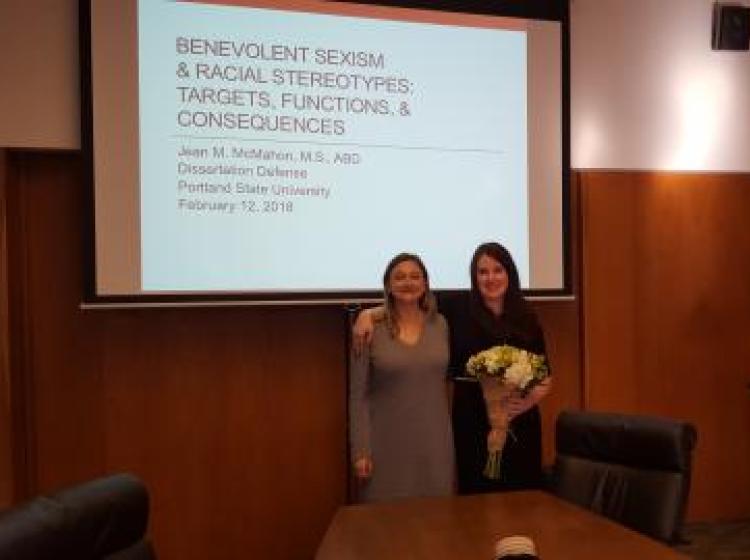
316 491 688 560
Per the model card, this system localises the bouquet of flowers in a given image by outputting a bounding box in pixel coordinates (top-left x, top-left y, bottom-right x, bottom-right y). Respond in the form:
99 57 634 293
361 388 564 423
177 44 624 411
465 345 549 479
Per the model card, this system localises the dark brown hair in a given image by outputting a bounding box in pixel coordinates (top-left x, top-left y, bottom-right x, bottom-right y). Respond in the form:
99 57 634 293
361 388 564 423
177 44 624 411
469 242 537 341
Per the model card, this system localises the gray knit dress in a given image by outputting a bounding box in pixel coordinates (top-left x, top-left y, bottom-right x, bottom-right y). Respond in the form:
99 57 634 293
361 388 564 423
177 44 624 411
349 315 455 503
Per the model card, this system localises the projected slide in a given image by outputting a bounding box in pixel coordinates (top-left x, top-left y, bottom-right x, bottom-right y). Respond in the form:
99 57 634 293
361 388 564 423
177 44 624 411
137 0 529 292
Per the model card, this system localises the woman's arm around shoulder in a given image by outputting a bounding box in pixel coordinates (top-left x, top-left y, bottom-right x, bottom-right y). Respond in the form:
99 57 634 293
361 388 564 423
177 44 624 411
352 306 385 354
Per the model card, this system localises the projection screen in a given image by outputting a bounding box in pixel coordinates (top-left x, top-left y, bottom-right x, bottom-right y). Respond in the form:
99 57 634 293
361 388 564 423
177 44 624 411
81 0 569 303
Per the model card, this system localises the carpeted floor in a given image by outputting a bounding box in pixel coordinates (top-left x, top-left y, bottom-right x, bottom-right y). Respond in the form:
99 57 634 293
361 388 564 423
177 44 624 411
677 520 750 559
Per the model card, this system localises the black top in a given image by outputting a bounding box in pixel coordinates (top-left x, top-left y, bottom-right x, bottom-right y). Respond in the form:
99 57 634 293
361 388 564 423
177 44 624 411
437 292 546 378
436 291 549 494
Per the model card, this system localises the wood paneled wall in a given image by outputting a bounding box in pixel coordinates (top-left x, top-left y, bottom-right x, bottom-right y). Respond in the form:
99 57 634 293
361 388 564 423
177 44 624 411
1 151 580 559
536 298 582 467
0 149 13 507
4 152 349 558
580 172 750 520
7 153 750 552
0 151 580 559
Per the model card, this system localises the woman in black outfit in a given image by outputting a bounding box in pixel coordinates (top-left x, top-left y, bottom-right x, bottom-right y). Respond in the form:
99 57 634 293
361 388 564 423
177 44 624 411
354 242 551 493
439 242 550 493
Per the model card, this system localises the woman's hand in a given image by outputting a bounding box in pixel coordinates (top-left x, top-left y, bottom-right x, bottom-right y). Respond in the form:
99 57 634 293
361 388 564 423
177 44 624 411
352 308 377 354
507 377 552 421
354 456 373 479
506 395 532 420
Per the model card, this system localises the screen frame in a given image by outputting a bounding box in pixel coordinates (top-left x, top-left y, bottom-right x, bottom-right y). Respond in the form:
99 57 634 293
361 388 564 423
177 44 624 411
79 0 571 306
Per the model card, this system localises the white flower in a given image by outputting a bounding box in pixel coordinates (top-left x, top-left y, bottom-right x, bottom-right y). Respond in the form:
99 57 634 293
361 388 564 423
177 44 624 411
466 344 548 386
485 355 503 374
504 358 534 388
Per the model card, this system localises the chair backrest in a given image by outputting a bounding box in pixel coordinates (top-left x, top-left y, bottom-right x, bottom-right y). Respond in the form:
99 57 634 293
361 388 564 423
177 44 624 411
0 473 156 560
551 410 697 544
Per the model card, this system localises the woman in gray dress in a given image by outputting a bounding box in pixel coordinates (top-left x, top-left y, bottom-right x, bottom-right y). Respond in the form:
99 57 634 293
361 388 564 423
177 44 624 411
349 253 455 502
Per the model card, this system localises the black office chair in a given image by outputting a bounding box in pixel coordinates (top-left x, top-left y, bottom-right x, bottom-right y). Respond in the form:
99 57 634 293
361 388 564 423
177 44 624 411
550 410 697 544
0 473 155 560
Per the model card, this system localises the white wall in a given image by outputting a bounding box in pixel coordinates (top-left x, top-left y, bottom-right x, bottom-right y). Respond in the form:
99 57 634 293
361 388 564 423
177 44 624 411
572 0 750 170
2 0 750 172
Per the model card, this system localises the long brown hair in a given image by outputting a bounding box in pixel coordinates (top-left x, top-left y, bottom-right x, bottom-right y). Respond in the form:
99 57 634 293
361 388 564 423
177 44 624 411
469 242 537 341
382 253 437 337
